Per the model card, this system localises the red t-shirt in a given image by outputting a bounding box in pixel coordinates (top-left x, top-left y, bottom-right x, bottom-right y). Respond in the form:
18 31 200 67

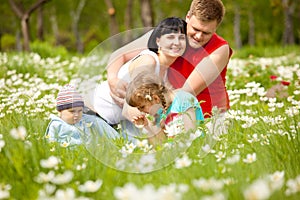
168 33 233 118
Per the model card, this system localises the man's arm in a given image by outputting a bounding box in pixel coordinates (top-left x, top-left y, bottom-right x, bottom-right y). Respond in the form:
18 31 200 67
182 45 230 96
106 30 153 106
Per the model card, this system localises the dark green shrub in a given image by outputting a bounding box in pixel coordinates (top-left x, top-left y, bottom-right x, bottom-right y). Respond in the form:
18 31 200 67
30 40 69 58
1 34 16 51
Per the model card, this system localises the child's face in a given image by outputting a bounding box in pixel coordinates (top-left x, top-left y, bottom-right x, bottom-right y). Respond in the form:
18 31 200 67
136 101 153 114
59 106 83 125
136 95 162 116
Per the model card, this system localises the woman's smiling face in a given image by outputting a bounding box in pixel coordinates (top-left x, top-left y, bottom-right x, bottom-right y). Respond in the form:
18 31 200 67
157 32 186 57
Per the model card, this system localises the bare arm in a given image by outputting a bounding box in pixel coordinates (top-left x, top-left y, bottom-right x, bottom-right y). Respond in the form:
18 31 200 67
121 55 157 119
182 45 230 96
128 54 157 78
129 114 166 146
106 30 153 105
148 107 197 146
182 108 197 131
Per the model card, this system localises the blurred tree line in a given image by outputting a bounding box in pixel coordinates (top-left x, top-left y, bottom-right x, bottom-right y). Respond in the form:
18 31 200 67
0 0 299 54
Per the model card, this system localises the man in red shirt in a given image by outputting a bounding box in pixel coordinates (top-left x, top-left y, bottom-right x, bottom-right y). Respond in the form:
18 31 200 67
106 0 232 118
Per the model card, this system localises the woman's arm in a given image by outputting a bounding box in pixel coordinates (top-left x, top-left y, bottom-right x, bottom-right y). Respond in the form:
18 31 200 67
121 54 156 119
107 31 153 105
128 54 157 78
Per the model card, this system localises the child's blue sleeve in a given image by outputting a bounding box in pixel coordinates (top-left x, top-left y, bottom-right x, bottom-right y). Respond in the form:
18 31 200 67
45 121 82 146
45 121 59 142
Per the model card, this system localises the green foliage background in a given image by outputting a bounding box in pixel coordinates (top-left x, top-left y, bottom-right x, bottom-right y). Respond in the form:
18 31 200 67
0 0 299 53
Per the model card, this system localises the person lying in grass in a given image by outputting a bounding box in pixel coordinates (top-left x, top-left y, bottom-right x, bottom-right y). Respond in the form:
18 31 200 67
125 73 204 145
45 84 119 147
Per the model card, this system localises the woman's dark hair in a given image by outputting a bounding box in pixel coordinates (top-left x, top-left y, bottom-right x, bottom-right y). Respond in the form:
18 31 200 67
147 17 187 54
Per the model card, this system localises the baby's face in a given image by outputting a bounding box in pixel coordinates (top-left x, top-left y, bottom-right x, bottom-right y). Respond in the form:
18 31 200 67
59 106 83 124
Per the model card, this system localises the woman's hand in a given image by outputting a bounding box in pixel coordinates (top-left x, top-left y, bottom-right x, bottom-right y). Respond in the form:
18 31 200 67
108 77 128 107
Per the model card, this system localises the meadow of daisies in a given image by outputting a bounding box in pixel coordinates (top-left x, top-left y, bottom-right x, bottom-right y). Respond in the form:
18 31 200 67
0 49 299 200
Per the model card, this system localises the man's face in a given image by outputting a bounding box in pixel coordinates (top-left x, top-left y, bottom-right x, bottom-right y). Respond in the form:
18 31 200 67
59 106 83 125
186 14 218 49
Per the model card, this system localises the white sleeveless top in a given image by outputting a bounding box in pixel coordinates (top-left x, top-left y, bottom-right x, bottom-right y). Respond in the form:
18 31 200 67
117 49 160 82
93 49 161 125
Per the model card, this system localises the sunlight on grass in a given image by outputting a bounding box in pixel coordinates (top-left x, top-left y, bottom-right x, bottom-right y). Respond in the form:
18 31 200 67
0 51 299 199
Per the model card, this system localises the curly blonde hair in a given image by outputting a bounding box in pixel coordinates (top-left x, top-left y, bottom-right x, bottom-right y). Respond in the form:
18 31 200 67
126 73 171 111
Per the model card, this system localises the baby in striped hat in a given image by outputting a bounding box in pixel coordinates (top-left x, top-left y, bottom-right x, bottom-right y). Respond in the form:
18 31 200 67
56 84 85 125
45 84 119 147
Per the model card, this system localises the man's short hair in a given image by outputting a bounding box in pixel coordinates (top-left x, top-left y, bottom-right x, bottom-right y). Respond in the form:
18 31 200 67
189 0 225 25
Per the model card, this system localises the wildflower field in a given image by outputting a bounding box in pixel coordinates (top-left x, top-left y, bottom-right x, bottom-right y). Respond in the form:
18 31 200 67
0 49 299 200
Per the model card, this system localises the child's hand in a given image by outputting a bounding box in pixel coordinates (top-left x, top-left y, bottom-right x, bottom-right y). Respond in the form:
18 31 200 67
132 115 148 128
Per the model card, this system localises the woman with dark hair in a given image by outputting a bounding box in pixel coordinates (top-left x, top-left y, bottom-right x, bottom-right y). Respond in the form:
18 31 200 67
93 17 187 126
147 17 186 54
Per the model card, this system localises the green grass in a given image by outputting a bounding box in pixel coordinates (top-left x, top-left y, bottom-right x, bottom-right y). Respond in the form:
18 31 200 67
0 49 300 199
232 45 300 59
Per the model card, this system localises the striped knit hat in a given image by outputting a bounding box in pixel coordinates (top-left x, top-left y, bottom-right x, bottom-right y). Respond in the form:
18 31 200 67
56 84 84 111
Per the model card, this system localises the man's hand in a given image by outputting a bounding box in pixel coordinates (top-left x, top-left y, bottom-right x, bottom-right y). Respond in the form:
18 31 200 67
108 77 128 107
